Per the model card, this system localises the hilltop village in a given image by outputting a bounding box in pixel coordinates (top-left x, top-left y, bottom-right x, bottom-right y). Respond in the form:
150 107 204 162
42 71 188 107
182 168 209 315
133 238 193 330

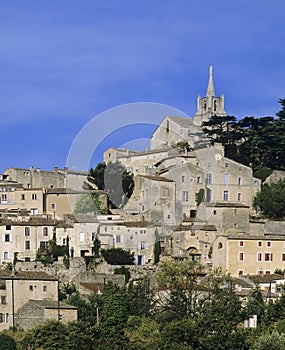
0 66 285 332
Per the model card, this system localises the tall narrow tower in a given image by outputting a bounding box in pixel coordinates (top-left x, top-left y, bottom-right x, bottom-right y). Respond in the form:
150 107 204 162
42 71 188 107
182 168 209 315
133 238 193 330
194 65 226 126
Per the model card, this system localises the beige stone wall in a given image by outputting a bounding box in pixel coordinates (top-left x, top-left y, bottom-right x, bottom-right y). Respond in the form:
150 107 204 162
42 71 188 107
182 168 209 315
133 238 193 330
213 236 285 277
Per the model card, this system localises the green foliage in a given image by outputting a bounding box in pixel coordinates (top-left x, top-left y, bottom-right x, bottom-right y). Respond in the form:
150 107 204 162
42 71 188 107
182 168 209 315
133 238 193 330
84 161 134 208
0 334 17 350
153 229 161 265
253 166 273 182
195 188 205 206
252 331 285 350
101 247 135 265
200 99 285 172
93 234 101 257
253 179 285 219
128 278 152 317
74 193 102 214
156 260 205 319
246 288 265 322
175 141 193 153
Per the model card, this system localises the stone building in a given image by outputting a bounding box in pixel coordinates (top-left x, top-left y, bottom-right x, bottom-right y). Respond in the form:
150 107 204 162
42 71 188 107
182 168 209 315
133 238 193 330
15 299 77 330
0 270 59 331
4 166 88 191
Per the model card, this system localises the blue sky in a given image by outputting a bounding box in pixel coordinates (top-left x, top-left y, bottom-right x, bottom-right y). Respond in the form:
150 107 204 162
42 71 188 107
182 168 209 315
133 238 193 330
0 1 284 172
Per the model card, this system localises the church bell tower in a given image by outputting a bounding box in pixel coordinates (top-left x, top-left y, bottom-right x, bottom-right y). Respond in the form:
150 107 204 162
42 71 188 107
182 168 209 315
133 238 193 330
194 65 226 125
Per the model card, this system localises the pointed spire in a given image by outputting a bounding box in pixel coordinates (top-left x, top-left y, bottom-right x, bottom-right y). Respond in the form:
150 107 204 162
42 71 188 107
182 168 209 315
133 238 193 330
206 65 215 97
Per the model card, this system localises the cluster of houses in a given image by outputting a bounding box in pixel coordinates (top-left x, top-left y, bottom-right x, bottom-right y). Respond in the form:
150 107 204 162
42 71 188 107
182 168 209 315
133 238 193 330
0 66 285 330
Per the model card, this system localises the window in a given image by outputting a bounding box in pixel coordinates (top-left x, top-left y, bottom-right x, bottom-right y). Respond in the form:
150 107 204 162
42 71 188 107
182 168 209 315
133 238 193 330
239 252 244 261
1 194 7 203
206 173 212 185
257 252 262 262
116 234 121 243
238 270 244 276
258 241 262 247
225 162 229 167
4 234 10 242
239 241 244 247
181 175 185 182
21 194 25 200
140 230 146 234
237 193 241 202
213 210 217 215
91 232 96 241
238 177 242 186
43 227 48 236
1 296 6 305
51 203 56 210
182 191 189 202
167 214 171 219
282 253 285 262
43 286 47 292
104 227 107 232
79 232 84 242
223 190 229 201
197 176 201 184
224 174 230 185
0 313 8 323
30 208 38 215
267 241 272 248
140 242 147 250
32 193 37 200
25 241 30 250
29 285 33 291
25 227 30 236
129 235 134 241
63 238 66 245
40 241 48 250
3 252 10 260
6 225 11 230
265 270 271 275
265 253 273 261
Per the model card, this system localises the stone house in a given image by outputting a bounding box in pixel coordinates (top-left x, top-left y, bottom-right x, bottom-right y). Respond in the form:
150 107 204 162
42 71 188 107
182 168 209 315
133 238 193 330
15 299 77 330
0 270 59 331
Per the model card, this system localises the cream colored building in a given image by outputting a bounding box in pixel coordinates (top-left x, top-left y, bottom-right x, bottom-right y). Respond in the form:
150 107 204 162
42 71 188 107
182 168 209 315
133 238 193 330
0 270 59 331
213 234 285 277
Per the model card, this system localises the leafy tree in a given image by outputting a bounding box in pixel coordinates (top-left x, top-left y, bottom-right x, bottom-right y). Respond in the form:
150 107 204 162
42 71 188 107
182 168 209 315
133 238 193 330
0 334 17 350
245 288 265 323
126 316 161 350
101 248 135 265
99 283 130 348
84 162 106 190
175 141 193 153
84 161 134 208
155 260 205 320
153 229 161 265
197 287 245 350
74 193 102 214
128 277 152 317
252 331 285 350
253 179 285 219
93 233 101 257
20 320 68 350
67 292 97 326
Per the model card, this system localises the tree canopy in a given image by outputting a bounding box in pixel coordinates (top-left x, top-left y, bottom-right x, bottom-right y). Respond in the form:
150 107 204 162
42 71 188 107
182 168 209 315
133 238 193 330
200 98 285 176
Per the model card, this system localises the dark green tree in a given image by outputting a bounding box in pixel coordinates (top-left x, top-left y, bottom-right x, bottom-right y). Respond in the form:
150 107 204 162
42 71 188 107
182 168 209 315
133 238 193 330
253 179 285 219
101 248 135 265
0 334 17 350
245 288 265 323
74 193 102 214
153 229 161 265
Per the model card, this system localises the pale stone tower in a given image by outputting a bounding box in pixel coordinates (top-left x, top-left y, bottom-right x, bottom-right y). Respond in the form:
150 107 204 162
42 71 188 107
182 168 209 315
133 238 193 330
194 65 226 125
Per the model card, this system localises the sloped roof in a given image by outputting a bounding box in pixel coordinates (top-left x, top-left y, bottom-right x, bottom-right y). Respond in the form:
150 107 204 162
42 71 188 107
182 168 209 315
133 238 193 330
0 270 57 281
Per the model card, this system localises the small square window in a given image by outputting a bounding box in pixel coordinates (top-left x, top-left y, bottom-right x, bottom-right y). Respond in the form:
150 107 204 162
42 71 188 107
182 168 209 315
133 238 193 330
267 241 272 248
258 241 262 247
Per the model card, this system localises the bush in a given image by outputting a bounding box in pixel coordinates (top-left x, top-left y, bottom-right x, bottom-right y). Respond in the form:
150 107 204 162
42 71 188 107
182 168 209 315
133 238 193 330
101 248 135 265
